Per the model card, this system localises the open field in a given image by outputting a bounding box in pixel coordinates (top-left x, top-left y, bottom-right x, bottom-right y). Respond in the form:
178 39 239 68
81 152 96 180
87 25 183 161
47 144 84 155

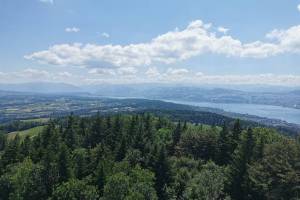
7 126 45 140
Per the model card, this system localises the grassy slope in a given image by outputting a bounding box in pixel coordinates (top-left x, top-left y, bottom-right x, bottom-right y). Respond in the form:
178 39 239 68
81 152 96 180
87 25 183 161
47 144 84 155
7 126 45 140
20 118 49 123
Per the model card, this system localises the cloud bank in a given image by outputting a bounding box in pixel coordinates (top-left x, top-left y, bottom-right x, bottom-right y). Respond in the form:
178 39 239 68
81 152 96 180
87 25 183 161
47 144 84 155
0 68 76 84
1 68 299 86
142 68 300 86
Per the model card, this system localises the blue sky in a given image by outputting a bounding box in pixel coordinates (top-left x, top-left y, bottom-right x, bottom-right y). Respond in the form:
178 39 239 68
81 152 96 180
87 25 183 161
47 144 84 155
0 0 300 85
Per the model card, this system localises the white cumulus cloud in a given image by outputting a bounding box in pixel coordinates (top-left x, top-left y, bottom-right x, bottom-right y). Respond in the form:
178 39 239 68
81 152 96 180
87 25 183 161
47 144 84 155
58 71 73 78
217 26 229 34
117 67 137 76
39 0 54 4
65 27 80 33
166 68 189 76
146 67 161 78
101 32 110 38
88 68 116 76
25 20 300 70
88 67 137 77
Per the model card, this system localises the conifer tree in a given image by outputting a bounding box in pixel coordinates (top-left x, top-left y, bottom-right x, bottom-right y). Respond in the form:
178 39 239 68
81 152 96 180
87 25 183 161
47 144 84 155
78 118 86 146
42 150 58 196
41 121 55 148
217 123 232 165
104 116 114 149
95 162 106 196
52 179 99 200
1 134 21 166
230 127 255 200
116 136 127 162
144 113 155 141
73 149 88 179
156 116 163 130
172 121 182 147
20 135 31 158
106 116 112 130
182 121 188 130
58 144 71 182
232 119 242 140
232 119 242 150
127 115 137 146
171 121 182 155
64 114 77 149
89 113 104 147
0 132 7 151
79 118 86 137
256 135 265 160
111 115 122 150
154 146 172 200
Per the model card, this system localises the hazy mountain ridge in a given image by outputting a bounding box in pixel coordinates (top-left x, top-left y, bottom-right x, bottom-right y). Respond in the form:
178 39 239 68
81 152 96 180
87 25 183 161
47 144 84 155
1 82 299 109
90 84 300 109
0 82 84 94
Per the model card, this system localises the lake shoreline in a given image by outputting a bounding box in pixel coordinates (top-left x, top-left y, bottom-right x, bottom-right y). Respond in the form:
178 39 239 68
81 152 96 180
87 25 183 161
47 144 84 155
162 99 300 125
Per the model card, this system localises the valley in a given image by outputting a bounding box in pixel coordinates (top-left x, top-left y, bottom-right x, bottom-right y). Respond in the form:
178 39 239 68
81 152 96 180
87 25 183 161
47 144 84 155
0 90 299 136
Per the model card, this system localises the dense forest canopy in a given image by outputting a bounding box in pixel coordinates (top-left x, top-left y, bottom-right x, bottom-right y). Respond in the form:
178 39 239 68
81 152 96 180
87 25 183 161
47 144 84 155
0 113 299 200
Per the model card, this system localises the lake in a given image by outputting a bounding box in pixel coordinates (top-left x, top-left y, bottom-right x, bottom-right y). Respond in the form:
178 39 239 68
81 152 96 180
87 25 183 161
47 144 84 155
165 100 300 125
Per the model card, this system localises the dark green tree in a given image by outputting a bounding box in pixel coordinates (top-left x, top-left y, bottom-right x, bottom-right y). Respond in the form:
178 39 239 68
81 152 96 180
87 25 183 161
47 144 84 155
178 129 218 161
172 121 182 148
232 119 242 151
88 113 104 148
57 144 71 182
110 115 122 150
182 121 188 130
64 114 77 149
103 172 130 200
95 162 106 196
0 159 48 200
41 122 55 148
116 136 127 162
1 134 21 167
73 148 88 179
144 113 155 141
183 161 229 200
217 123 233 165
230 127 255 200
51 179 99 200
154 146 172 200
103 165 157 200
126 116 138 146
0 132 7 151
248 139 300 200
20 135 31 158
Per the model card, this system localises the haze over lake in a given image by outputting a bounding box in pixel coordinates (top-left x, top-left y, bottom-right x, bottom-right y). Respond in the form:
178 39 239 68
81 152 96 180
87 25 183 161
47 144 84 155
166 101 300 125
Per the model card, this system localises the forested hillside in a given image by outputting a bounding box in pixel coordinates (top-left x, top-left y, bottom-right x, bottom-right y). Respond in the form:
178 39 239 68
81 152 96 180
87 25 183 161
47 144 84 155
0 114 299 199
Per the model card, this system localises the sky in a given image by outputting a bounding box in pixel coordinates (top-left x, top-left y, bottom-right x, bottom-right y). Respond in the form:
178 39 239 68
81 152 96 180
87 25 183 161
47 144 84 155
0 0 300 86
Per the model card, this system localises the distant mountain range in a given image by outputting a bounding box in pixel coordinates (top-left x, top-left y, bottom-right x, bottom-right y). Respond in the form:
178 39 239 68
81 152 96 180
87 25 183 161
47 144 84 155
86 84 300 109
0 82 83 94
0 82 299 109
